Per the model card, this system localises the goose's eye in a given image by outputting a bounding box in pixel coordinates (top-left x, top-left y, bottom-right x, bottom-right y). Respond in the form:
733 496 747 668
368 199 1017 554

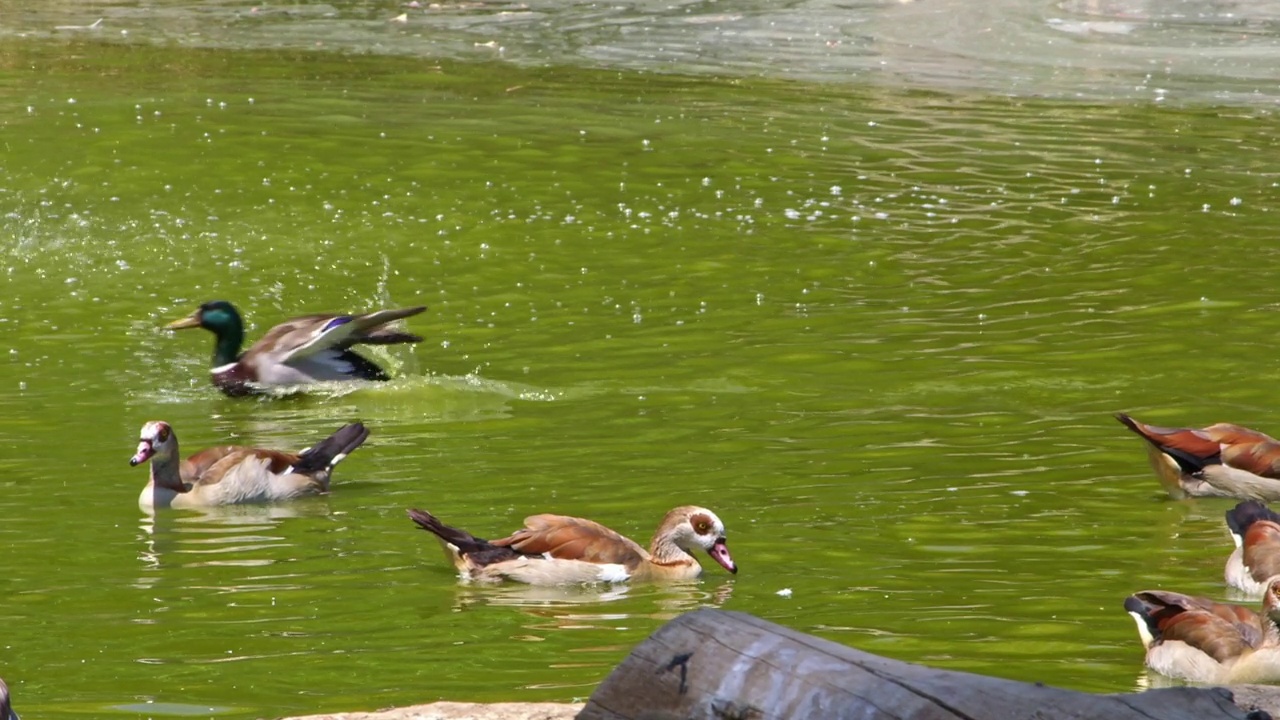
689 512 716 535
157 427 170 442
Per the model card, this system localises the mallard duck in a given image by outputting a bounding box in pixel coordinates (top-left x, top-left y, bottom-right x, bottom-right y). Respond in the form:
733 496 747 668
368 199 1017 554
166 300 426 396
1115 413 1280 500
1125 580 1280 683
1225 500 1280 597
130 420 369 509
407 505 738 585
0 677 16 720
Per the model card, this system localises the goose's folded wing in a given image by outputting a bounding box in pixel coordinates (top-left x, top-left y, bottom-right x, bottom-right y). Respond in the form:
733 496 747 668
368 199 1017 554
1161 609 1259 660
1205 423 1280 446
1220 434 1280 479
181 445 243 482
1132 590 1261 660
1117 415 1222 470
495 514 649 566
196 448 300 486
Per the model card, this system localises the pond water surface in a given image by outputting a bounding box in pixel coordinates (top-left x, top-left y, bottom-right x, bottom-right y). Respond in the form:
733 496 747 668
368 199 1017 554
3 1 1280 719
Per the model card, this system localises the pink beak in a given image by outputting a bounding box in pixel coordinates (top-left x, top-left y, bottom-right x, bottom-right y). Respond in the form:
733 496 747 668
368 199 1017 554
708 538 737 574
130 440 154 467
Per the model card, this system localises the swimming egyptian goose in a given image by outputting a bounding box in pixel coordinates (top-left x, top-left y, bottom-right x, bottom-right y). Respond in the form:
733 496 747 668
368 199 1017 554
406 506 738 585
0 677 16 720
1115 413 1280 501
1225 500 1280 596
130 420 369 509
1125 579 1280 683
166 300 426 396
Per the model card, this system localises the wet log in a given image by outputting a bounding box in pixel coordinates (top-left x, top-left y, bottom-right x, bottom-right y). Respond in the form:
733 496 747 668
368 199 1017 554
578 608 1280 720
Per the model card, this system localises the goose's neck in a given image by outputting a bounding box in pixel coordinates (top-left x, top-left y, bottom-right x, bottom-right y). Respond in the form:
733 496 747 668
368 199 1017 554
150 453 188 493
648 533 697 567
1202 465 1280 501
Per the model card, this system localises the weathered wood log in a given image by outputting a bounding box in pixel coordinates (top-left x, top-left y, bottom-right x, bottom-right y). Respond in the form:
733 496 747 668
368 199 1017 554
280 701 582 720
578 608 1280 720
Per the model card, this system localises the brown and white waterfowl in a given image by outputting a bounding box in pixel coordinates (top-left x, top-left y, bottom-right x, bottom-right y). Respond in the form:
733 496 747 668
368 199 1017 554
1225 500 1280 597
406 505 738 585
0 677 17 720
1115 413 1280 501
1125 579 1280 684
130 420 369 509
166 300 426 396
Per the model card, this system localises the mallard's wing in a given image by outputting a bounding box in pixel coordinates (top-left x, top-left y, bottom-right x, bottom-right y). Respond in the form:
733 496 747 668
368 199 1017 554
262 307 425 364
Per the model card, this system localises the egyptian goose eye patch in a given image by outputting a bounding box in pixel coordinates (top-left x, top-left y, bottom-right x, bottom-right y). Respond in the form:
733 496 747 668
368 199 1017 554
690 513 713 534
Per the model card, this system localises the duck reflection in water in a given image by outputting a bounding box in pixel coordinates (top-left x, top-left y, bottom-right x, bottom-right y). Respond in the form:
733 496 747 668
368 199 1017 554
450 579 736 625
134 499 330 576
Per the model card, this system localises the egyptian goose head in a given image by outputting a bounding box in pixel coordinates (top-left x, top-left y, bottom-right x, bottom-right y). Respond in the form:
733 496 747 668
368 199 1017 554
129 421 176 468
648 506 736 574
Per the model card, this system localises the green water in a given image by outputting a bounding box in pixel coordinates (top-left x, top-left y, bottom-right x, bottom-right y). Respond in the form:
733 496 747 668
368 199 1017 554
2 26 1280 720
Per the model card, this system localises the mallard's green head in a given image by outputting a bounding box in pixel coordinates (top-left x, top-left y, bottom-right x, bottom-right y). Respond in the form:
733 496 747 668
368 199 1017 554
166 300 245 367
